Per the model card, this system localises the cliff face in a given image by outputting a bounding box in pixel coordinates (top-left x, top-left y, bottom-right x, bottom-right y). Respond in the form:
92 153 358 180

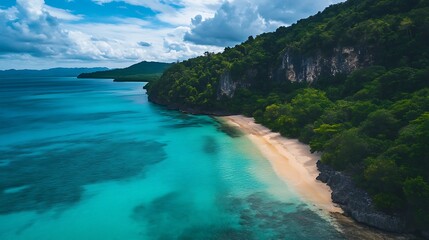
218 46 373 98
218 72 237 99
217 70 255 99
279 47 372 83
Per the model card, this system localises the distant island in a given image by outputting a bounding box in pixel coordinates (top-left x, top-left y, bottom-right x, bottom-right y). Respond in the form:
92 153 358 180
0 67 108 78
0 61 173 82
77 61 172 82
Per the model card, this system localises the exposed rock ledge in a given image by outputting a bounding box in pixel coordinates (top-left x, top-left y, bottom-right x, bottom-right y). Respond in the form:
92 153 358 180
316 160 407 233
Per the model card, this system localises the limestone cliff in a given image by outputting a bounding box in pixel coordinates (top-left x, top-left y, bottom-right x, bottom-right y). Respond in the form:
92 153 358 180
217 69 254 99
217 46 373 98
279 47 372 83
218 72 237 99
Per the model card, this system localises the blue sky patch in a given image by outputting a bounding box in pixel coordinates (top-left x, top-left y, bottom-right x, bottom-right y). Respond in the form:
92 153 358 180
45 0 159 23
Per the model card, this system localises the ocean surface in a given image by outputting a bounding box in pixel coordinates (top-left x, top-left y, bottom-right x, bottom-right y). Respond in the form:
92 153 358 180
0 77 344 239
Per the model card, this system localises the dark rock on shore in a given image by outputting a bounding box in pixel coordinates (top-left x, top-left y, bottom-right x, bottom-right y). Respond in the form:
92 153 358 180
331 212 414 240
316 160 407 233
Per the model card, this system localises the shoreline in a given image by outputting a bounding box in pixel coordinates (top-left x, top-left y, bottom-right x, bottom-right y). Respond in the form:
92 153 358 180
218 115 413 240
218 115 342 213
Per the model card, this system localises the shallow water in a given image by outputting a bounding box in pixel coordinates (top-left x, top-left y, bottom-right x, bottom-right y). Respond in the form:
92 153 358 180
0 77 344 239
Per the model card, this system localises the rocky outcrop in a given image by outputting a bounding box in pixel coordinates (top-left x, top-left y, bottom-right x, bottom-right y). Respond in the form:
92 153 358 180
276 47 372 83
218 72 237 99
217 71 253 99
316 161 407 233
218 46 373 98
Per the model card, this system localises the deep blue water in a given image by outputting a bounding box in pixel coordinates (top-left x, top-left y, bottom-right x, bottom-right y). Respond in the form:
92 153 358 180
0 77 344 239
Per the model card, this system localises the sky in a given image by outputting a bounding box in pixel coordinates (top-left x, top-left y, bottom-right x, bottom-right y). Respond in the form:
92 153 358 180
0 0 344 70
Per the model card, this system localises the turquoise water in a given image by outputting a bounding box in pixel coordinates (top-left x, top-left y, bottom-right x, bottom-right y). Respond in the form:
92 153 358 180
0 77 344 239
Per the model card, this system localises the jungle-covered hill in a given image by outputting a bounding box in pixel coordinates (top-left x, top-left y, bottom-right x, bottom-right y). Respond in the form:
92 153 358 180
78 61 172 82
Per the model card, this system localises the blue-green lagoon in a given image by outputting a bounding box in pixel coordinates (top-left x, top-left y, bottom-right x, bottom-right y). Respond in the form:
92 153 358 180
0 77 344 239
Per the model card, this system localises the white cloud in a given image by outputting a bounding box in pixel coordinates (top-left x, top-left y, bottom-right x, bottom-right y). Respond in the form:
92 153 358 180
0 0 345 69
156 0 222 26
185 1 268 46
44 5 83 21
0 0 206 65
91 0 177 14
91 0 113 5
16 0 44 20
0 0 222 69
0 0 71 56
0 6 18 20
90 0 222 26
185 0 345 46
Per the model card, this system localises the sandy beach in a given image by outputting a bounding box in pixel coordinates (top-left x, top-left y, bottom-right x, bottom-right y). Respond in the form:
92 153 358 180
218 115 415 239
219 115 342 213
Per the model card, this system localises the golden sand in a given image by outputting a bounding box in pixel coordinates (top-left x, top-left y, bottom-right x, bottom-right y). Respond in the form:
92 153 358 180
219 115 342 213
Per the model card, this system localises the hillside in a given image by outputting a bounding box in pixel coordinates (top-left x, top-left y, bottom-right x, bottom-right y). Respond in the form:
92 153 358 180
78 61 172 82
0 67 108 78
145 0 429 235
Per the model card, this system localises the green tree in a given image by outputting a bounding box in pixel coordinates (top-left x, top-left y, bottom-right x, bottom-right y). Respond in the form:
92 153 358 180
342 66 386 97
289 89 333 125
403 177 429 228
322 128 369 171
360 109 400 139
310 123 346 152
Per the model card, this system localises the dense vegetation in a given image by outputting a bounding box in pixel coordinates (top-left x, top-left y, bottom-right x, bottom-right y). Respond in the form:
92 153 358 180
145 0 429 230
78 61 171 82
